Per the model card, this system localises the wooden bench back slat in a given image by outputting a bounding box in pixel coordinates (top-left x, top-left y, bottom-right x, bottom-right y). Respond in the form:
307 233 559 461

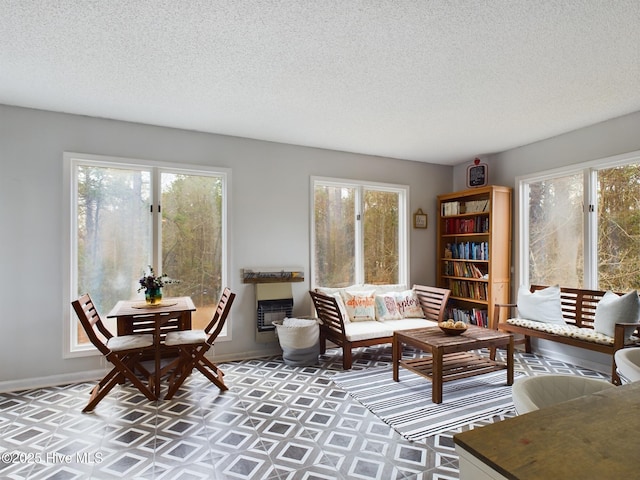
413 284 450 323
309 290 347 335
531 285 615 329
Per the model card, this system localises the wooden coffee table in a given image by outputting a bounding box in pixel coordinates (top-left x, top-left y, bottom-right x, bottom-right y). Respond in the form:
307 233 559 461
392 325 514 404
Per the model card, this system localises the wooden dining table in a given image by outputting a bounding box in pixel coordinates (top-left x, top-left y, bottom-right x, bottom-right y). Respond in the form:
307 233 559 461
106 296 196 398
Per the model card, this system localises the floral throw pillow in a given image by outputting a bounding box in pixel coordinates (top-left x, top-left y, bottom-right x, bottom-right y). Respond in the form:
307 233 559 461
343 290 376 322
394 290 423 318
375 294 402 320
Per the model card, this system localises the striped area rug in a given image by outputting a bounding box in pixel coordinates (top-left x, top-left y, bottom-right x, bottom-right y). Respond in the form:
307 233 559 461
332 367 521 441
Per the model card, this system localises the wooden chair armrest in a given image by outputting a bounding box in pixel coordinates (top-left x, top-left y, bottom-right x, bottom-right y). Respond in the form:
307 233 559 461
613 323 640 349
492 303 518 330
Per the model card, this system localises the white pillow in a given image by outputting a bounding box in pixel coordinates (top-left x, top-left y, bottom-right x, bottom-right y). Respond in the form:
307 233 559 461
316 288 350 324
343 290 376 322
594 290 640 339
375 293 402 320
316 286 344 296
394 290 424 318
517 285 565 325
367 284 408 295
330 292 350 324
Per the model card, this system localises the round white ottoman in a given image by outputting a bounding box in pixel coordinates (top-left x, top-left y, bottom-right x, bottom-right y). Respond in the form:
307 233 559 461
512 374 615 414
615 348 640 383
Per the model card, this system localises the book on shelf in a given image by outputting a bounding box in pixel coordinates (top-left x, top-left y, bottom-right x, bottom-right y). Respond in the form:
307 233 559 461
441 201 460 216
443 261 485 278
445 241 489 260
444 216 489 234
448 279 488 300
446 307 489 328
441 199 489 217
463 199 489 214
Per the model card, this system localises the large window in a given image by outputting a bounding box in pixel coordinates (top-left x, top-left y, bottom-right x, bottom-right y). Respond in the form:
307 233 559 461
311 177 408 288
64 153 229 355
519 150 640 291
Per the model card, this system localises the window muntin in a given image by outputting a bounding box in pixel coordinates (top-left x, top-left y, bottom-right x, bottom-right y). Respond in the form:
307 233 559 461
311 177 408 288
66 154 229 355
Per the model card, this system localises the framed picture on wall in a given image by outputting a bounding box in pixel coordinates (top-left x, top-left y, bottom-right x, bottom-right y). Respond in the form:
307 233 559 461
413 209 427 229
467 158 488 188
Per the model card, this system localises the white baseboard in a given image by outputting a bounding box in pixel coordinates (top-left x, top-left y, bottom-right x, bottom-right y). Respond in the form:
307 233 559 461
213 347 282 363
532 344 610 376
0 369 107 394
0 348 282 394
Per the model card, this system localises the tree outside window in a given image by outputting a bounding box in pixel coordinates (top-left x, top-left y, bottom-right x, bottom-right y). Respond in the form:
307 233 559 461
523 158 640 292
68 155 228 352
312 178 407 288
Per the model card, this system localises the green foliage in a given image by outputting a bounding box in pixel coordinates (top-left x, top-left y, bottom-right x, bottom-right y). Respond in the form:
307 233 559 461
314 185 399 287
76 167 223 322
597 165 640 291
137 265 179 292
363 189 399 284
160 174 223 306
314 185 355 287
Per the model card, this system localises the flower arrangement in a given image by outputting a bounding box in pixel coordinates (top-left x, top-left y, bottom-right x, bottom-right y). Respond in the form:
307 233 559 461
137 265 179 293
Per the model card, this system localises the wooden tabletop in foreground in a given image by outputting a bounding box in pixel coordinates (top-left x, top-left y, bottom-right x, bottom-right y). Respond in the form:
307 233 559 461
454 381 638 479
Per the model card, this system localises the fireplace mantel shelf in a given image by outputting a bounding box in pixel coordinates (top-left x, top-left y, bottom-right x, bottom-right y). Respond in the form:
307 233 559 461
242 268 304 284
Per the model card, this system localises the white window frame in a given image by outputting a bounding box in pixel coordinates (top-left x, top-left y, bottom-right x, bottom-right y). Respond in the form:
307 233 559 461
310 176 409 289
63 152 231 357
516 149 640 289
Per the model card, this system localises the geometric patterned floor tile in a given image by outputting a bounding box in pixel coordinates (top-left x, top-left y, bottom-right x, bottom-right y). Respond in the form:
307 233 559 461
0 346 609 479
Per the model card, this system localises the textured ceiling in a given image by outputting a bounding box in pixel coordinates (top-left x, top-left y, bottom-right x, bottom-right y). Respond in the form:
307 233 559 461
2 1 639 165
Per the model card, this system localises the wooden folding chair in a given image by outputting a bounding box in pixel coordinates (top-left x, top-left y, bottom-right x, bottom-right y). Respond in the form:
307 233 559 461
163 288 235 399
72 293 157 412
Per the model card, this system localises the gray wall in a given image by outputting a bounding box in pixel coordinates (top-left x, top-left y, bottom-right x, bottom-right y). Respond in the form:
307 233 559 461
453 110 640 372
453 110 640 189
0 104 451 387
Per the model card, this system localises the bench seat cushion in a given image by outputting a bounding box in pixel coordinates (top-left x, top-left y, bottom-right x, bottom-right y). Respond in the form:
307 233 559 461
344 318 440 342
344 321 394 342
505 318 640 346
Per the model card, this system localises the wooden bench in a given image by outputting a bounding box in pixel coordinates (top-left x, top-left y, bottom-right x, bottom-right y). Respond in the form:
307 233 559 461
492 285 640 385
309 285 450 369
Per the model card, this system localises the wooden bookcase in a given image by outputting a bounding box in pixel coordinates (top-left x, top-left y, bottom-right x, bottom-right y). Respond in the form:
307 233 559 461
436 185 512 328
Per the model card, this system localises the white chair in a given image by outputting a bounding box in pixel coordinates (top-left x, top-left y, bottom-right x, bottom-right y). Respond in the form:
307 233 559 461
615 348 640 383
512 374 615 415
